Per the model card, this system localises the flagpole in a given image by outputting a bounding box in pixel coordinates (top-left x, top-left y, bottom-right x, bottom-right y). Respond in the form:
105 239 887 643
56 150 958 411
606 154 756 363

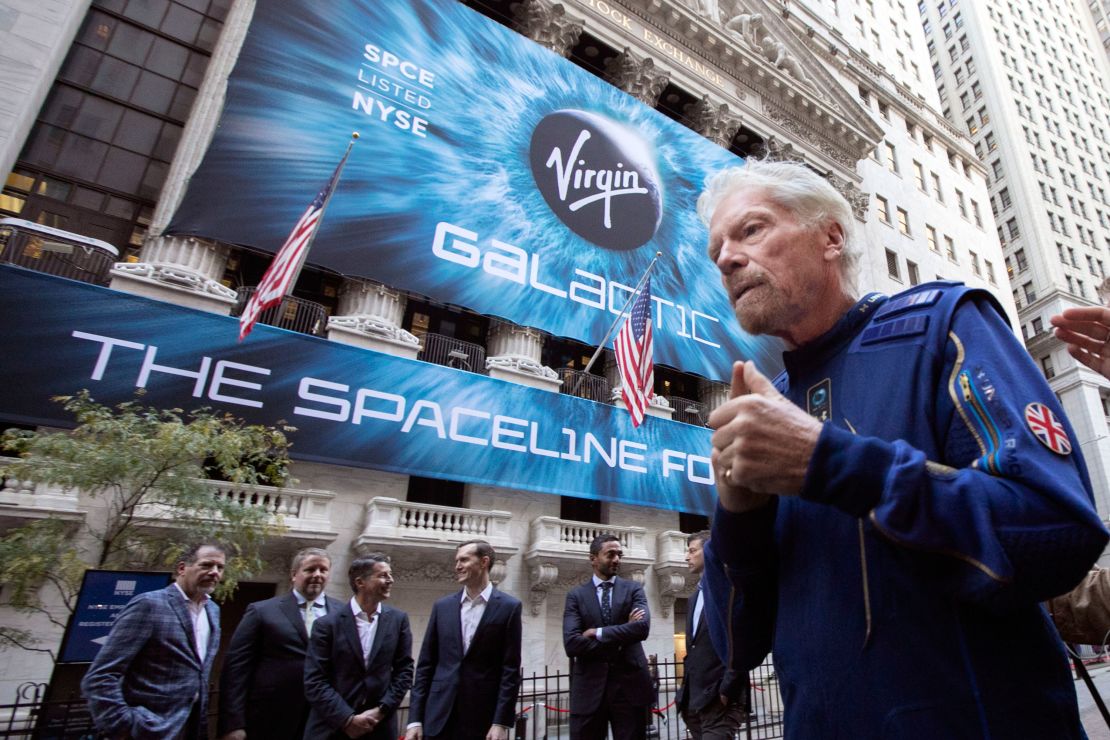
571 251 662 397
282 131 359 297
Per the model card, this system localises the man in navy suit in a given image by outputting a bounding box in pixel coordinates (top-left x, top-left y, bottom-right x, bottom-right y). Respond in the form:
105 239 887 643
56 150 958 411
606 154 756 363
406 540 522 740
218 547 344 740
563 534 652 740
677 531 748 739
303 552 413 740
82 541 226 740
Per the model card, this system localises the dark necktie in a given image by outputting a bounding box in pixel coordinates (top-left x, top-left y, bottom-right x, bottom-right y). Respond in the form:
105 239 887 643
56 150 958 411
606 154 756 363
600 582 614 625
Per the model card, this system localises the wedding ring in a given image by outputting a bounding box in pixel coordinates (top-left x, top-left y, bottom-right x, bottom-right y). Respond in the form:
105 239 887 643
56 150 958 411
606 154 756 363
724 467 734 483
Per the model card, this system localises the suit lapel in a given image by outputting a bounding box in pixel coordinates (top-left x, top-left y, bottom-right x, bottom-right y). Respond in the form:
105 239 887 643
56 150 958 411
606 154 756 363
339 607 365 668
687 585 699 638
165 586 201 666
203 599 220 667
280 592 309 642
450 591 466 655
366 605 390 667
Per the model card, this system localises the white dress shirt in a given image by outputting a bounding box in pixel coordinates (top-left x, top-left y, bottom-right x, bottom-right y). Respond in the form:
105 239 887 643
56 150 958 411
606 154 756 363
173 583 211 661
294 589 327 635
691 585 703 639
460 582 493 653
350 596 382 663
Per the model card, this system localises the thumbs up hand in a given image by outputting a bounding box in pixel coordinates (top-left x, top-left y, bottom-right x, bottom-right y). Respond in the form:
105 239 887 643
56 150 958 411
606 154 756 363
707 361 823 512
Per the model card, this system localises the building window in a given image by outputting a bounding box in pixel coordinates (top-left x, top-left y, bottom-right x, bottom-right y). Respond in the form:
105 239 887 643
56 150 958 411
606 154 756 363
885 142 898 173
407 476 465 508
945 235 957 262
970 250 981 276
931 172 944 202
876 195 892 223
908 260 920 285
886 249 901 281
971 200 983 227
1041 355 1056 379
897 207 911 235
1023 281 1036 302
913 161 926 191
985 260 996 285
926 225 939 252
1015 248 1027 271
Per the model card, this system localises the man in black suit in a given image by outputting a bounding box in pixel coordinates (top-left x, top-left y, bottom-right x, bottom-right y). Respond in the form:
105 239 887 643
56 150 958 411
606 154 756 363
406 540 522 740
303 553 413 740
563 533 653 740
218 547 343 740
677 531 749 739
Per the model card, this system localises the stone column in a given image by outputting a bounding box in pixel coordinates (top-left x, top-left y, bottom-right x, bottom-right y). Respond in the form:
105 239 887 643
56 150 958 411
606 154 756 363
110 0 257 313
605 355 673 419
486 321 561 392
512 0 583 56
604 48 671 107
326 278 421 359
698 377 730 414
683 95 743 147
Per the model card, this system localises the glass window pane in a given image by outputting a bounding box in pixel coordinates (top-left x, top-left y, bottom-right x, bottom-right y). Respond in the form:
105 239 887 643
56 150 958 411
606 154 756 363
123 0 170 29
0 193 27 214
55 132 110 179
160 3 203 44
195 17 220 51
105 195 137 219
98 146 147 193
107 22 154 66
59 46 101 88
78 11 116 51
167 84 196 120
139 160 168 200
6 171 35 191
73 95 125 142
40 86 84 129
21 125 67 169
38 176 72 200
146 36 189 79
207 0 230 21
130 70 176 114
114 108 161 155
72 187 106 210
181 51 208 87
152 122 182 161
91 56 141 99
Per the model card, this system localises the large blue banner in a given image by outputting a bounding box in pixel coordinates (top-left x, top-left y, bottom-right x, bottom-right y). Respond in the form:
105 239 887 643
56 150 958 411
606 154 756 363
60 570 172 663
165 0 783 381
0 267 716 514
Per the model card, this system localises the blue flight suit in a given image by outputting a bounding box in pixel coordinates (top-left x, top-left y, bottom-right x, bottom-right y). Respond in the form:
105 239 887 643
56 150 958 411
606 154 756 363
703 282 1108 739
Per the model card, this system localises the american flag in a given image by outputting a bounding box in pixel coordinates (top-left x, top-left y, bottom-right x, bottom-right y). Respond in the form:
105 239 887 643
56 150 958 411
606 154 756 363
239 151 349 341
614 277 654 427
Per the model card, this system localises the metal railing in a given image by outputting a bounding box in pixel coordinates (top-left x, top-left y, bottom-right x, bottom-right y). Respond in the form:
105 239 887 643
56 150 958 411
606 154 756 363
665 395 707 426
0 220 118 287
2 660 784 739
232 287 328 336
557 368 612 403
419 333 487 374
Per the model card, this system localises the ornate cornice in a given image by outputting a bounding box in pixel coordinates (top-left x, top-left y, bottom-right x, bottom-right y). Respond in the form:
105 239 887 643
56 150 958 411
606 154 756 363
604 47 672 106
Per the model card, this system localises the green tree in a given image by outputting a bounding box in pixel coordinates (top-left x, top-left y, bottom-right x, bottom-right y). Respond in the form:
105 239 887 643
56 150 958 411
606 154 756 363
0 390 294 658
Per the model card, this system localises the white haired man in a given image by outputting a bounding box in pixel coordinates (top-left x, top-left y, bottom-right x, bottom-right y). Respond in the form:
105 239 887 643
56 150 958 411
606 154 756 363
698 159 1107 739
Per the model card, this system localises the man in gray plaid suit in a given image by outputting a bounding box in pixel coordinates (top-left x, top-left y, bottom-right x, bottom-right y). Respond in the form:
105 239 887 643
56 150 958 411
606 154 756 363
82 542 227 740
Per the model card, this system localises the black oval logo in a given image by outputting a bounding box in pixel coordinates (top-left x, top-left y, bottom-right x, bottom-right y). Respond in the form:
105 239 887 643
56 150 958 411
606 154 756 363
529 110 663 251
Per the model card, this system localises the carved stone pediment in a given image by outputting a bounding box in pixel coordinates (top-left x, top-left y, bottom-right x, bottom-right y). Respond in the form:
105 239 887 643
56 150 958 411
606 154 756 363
623 0 882 166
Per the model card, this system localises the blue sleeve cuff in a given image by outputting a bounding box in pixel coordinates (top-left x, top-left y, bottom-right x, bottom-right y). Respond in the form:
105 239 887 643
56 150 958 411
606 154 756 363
799 423 892 517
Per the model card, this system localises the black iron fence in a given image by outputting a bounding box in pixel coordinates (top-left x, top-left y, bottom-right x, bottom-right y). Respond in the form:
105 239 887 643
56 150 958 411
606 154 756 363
232 287 329 336
0 659 783 739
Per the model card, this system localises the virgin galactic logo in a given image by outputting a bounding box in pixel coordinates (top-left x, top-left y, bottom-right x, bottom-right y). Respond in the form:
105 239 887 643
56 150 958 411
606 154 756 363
529 110 663 251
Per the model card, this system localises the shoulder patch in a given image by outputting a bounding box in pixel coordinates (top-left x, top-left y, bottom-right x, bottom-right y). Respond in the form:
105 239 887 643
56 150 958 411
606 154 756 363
1024 403 1072 456
873 289 943 321
860 314 930 346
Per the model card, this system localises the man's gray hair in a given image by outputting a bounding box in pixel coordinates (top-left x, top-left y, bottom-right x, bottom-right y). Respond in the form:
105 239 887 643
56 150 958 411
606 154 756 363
697 159 861 297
